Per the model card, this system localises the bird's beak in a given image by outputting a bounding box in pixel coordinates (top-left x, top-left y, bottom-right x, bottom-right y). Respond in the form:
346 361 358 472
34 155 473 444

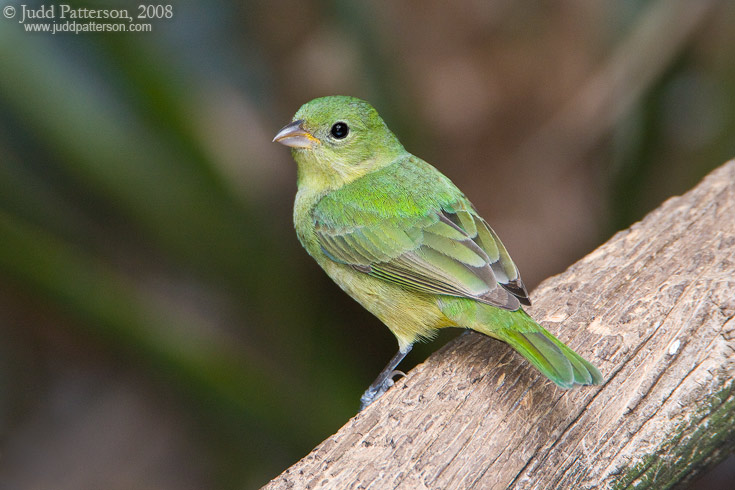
272 119 320 149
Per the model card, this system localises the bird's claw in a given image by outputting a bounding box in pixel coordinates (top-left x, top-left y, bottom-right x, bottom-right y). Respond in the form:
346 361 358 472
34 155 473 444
359 370 407 411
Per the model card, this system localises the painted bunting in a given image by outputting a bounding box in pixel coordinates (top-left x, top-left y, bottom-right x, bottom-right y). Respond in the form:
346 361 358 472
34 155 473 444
274 95 602 410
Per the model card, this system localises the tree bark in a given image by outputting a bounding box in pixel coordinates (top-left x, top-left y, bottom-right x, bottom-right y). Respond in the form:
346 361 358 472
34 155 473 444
264 160 735 490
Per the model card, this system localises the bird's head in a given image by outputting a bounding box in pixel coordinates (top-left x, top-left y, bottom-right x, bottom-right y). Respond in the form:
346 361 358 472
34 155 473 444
273 96 405 191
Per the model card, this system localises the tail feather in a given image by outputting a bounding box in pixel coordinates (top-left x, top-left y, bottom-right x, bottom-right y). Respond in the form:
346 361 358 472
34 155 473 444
441 298 603 388
499 328 602 388
544 330 603 385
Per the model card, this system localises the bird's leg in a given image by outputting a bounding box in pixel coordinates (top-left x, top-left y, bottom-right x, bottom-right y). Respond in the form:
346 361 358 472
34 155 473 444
359 344 412 411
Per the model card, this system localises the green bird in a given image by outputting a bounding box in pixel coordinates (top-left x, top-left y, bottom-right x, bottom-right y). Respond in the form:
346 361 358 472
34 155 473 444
274 95 602 410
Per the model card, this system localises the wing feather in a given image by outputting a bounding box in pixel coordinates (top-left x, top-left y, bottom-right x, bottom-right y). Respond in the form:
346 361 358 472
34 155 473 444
312 157 530 309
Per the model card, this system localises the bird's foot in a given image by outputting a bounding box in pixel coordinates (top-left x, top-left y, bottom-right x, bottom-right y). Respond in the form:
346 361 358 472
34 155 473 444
359 370 406 411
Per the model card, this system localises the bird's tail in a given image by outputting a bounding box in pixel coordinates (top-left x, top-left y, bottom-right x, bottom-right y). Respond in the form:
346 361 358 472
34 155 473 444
495 320 602 388
441 298 602 388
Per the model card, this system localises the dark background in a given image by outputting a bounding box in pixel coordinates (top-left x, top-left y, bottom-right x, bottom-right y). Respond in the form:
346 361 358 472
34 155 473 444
1 1 734 488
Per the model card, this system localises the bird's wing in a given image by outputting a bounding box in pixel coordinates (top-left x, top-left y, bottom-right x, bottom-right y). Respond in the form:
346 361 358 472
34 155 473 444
312 157 530 310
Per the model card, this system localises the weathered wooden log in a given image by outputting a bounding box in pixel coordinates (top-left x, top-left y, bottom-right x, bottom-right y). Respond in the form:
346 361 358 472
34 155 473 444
265 160 735 490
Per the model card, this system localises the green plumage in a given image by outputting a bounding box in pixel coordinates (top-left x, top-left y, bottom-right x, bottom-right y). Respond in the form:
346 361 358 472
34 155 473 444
439 297 601 387
274 95 602 407
312 156 524 309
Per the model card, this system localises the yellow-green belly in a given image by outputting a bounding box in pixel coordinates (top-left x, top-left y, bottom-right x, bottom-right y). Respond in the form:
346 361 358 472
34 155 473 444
322 260 456 350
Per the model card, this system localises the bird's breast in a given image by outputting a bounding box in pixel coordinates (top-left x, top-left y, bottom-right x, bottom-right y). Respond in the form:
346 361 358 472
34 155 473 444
293 186 329 260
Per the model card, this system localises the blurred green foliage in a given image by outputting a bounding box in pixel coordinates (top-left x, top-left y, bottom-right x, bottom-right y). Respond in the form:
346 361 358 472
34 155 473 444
1 1 734 488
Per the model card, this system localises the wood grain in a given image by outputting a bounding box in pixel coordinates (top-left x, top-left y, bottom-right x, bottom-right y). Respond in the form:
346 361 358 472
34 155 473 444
264 160 735 490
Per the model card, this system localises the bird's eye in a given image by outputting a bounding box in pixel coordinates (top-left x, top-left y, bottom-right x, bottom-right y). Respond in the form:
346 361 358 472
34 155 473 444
330 122 349 139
